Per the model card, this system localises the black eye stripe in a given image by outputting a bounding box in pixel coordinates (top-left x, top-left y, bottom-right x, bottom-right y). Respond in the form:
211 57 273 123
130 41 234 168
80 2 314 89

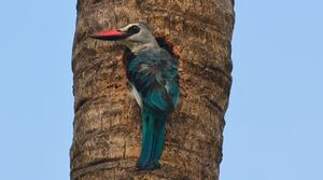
127 25 140 35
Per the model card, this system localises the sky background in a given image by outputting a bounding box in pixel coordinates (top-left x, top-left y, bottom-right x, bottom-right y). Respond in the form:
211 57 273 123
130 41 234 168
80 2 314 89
0 0 322 180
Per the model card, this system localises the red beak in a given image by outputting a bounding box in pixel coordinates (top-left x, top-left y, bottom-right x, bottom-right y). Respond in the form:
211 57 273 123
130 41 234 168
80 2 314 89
90 29 128 41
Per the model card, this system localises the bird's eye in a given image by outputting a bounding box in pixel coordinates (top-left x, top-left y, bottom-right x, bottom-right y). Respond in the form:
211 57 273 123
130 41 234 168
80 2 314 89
127 25 140 35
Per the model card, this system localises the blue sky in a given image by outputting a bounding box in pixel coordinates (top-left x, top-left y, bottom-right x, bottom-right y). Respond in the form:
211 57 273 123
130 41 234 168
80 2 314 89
0 0 322 180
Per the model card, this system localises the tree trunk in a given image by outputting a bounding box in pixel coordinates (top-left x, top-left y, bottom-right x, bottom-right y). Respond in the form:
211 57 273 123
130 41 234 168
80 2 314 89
70 0 235 179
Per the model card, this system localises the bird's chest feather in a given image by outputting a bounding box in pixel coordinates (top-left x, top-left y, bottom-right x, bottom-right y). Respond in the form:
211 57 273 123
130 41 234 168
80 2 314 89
126 55 164 82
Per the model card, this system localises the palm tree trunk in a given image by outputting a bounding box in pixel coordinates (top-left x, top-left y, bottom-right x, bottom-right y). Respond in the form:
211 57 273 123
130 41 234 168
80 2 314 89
70 0 235 179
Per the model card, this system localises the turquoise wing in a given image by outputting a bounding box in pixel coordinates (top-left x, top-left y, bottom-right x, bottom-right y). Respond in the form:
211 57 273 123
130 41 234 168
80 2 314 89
127 49 180 112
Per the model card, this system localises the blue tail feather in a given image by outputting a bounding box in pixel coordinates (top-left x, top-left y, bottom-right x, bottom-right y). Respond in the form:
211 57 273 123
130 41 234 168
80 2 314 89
152 117 166 164
136 107 167 170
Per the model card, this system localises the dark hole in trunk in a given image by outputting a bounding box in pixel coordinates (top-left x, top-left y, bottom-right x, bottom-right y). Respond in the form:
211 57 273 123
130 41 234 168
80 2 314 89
155 37 178 58
123 37 177 63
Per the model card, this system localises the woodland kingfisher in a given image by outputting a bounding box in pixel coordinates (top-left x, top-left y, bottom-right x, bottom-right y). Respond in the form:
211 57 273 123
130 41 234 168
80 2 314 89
91 22 180 170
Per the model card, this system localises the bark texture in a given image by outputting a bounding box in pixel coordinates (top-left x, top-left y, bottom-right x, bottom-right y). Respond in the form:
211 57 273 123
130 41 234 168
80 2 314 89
70 0 235 179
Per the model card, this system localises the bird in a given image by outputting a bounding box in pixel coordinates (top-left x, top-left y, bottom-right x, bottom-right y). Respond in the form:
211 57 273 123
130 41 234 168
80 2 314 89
91 22 180 170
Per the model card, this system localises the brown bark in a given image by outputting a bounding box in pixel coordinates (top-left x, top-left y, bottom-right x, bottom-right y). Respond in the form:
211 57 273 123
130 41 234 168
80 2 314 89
70 0 235 179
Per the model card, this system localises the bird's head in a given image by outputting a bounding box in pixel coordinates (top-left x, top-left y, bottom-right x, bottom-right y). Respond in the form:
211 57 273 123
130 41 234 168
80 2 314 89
91 22 158 53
